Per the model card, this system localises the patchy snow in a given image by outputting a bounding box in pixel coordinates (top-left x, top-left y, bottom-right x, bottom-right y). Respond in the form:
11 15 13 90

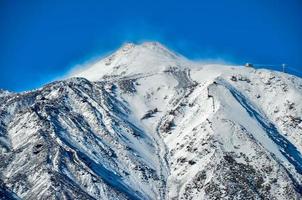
1 42 302 199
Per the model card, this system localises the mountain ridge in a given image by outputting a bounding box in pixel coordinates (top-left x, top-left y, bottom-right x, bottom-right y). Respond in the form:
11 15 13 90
1 42 302 199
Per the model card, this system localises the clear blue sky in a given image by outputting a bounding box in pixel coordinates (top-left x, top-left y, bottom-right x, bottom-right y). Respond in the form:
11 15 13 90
0 0 301 92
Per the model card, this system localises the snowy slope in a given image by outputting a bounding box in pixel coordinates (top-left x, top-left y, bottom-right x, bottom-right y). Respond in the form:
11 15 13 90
1 42 302 199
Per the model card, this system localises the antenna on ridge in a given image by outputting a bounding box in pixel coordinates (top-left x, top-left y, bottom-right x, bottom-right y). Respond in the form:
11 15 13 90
282 64 286 73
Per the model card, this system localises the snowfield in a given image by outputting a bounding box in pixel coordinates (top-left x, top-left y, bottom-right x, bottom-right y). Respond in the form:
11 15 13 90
0 42 302 199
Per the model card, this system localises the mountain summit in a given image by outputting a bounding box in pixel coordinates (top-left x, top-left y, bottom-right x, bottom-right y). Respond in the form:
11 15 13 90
69 42 189 81
1 42 302 199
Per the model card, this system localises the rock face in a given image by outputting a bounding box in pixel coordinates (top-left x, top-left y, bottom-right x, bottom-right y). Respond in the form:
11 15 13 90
1 42 302 199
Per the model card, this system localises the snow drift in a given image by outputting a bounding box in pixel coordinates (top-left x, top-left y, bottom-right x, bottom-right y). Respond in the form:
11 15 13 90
0 42 302 199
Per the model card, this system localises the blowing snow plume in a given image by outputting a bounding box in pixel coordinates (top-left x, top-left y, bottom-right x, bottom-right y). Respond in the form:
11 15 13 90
0 42 302 200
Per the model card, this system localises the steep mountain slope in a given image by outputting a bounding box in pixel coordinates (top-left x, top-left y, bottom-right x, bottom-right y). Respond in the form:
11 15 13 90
1 42 302 199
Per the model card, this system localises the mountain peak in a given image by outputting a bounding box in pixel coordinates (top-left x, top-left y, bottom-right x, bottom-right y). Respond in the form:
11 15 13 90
119 42 136 51
139 41 177 56
117 41 174 55
141 41 165 48
2 39 302 199
70 41 188 81
120 41 166 48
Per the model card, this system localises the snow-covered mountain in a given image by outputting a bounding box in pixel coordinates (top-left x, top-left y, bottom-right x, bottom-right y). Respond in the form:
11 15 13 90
1 42 302 200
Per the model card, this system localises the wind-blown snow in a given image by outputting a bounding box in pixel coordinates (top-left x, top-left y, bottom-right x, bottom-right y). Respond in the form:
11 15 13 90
1 42 302 199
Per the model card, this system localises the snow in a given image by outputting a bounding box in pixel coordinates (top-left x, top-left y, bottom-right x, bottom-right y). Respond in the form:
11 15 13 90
1 41 302 199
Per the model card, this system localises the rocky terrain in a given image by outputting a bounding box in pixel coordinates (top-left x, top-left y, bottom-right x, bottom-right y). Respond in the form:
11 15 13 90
0 42 301 199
